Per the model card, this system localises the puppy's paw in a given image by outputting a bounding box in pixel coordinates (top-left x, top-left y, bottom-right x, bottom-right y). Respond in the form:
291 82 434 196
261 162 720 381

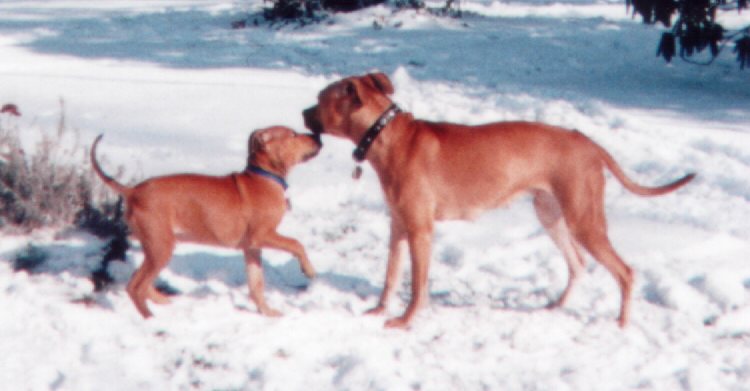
301 266 317 279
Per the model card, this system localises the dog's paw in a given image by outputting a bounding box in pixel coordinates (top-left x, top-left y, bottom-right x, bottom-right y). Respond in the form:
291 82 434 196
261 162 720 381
384 316 411 330
364 305 386 316
148 286 173 305
260 307 283 318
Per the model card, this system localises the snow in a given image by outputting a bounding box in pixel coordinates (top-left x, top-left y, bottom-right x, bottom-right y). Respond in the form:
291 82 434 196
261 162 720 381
1 0 750 390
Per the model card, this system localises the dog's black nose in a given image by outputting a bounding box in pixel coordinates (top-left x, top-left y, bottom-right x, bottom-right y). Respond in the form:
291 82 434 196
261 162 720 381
303 106 323 135
309 132 322 147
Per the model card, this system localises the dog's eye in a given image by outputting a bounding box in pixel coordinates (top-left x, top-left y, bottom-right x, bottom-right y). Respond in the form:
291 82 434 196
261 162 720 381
345 82 356 97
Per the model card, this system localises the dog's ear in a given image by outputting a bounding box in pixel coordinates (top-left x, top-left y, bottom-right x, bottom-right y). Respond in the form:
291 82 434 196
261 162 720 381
344 80 363 109
366 72 394 95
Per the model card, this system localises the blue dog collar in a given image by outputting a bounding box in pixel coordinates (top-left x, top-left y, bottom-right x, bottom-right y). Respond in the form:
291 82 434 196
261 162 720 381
245 165 288 190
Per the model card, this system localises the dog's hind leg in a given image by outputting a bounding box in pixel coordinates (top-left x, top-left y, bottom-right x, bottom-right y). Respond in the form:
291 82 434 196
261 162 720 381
532 190 586 309
574 229 633 327
556 172 634 327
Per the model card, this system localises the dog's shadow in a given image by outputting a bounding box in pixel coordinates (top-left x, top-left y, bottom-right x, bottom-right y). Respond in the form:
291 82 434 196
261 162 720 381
167 251 247 289
3 237 555 313
166 251 379 298
427 287 557 314
166 250 553 311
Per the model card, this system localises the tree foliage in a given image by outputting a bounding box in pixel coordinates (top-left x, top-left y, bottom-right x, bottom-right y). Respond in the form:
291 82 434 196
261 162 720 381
263 0 387 21
629 0 750 68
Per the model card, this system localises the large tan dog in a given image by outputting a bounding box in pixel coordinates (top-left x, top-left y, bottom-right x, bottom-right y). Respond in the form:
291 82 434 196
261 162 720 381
90 126 321 318
303 73 695 329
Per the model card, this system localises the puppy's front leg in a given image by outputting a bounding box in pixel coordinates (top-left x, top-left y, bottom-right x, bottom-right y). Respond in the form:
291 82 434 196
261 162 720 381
366 218 407 316
261 232 316 279
243 248 282 317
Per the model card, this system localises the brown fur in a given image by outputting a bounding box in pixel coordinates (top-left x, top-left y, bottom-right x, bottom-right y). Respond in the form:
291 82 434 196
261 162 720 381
303 73 695 329
91 126 321 318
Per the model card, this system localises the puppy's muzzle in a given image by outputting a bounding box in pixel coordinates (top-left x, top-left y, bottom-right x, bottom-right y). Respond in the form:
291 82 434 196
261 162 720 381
302 134 322 162
303 106 324 135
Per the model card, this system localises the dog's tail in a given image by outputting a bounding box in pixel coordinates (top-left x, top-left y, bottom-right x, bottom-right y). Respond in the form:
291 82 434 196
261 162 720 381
597 144 696 197
90 134 131 196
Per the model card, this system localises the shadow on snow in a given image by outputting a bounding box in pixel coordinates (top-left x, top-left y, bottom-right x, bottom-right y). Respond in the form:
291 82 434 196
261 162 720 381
0 235 380 305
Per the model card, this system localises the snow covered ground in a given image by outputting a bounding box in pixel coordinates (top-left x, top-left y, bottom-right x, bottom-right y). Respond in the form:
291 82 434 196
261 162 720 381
1 0 749 390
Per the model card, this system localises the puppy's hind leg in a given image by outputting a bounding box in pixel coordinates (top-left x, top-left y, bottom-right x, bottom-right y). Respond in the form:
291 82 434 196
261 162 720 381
127 217 175 318
532 190 586 309
127 264 151 318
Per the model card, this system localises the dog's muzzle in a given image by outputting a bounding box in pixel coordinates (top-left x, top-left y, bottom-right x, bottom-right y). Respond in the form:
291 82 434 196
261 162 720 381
303 106 324 135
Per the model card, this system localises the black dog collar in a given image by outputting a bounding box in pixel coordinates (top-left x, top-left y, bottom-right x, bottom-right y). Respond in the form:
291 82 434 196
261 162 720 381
352 104 401 163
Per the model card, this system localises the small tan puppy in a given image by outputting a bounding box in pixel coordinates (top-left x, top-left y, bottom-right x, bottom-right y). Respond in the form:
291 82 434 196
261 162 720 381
90 126 321 318
303 73 695 329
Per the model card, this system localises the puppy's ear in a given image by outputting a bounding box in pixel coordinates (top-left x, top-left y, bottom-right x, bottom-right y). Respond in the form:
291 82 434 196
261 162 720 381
250 126 294 155
248 130 267 155
367 72 394 95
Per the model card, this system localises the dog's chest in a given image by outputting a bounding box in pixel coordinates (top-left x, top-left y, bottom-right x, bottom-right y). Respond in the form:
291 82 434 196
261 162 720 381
435 205 484 221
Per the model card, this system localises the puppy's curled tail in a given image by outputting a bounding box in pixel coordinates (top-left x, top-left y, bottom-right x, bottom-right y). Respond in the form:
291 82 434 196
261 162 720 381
596 143 696 197
90 134 131 196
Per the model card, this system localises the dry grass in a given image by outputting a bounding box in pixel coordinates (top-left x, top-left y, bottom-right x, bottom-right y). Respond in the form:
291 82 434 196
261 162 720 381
0 100 115 232
2 101 131 289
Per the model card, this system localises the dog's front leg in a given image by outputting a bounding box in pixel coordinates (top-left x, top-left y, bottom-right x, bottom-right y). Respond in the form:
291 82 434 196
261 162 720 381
385 219 434 329
244 248 282 317
365 218 407 316
260 232 317 279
